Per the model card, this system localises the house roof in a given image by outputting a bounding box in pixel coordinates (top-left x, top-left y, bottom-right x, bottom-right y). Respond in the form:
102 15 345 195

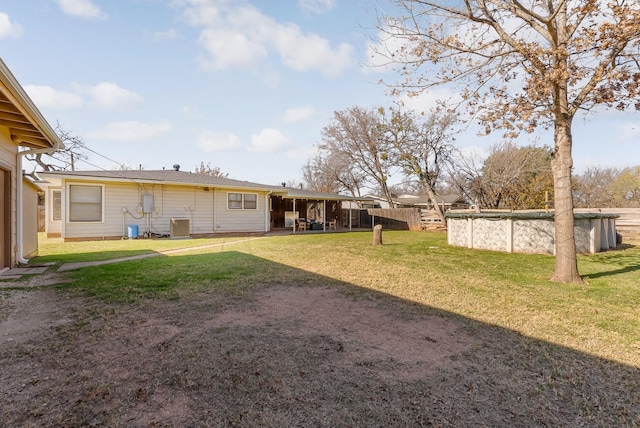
0 58 62 149
39 169 274 190
38 169 364 201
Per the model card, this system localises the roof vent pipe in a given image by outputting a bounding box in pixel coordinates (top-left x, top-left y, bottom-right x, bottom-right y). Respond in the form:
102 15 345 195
173 164 180 171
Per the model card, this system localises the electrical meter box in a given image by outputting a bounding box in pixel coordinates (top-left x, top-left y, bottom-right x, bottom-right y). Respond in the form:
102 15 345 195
142 194 154 213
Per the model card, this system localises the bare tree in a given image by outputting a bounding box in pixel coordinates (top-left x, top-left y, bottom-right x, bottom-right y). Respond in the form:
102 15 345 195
376 1 640 282
389 180 423 196
194 162 228 177
383 106 458 222
26 122 87 174
301 152 367 196
320 107 397 205
573 166 621 208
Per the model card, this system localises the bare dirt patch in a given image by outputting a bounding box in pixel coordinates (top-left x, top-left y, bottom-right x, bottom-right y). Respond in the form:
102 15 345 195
1 283 639 427
0 286 77 344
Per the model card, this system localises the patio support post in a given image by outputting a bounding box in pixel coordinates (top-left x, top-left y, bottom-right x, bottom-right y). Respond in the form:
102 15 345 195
293 198 296 233
323 200 326 232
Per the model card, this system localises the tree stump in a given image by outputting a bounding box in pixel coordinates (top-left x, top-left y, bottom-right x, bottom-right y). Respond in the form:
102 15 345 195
372 224 383 246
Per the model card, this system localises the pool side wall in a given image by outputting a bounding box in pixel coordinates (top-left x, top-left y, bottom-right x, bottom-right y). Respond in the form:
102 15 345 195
446 212 618 255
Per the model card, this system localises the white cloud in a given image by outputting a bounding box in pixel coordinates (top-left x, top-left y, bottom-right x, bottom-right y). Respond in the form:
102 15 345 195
72 82 143 109
298 0 335 15
273 25 354 76
282 106 315 122
250 128 292 152
284 144 316 160
55 0 108 20
87 119 171 142
364 24 414 74
180 0 354 76
197 25 269 70
394 87 462 114
0 13 23 38
24 85 83 109
197 130 241 151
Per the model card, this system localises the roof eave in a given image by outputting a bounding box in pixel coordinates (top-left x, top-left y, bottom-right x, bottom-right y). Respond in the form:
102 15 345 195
0 59 63 150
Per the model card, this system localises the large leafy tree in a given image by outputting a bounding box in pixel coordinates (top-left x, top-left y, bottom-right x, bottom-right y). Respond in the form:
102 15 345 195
376 0 640 282
611 166 640 207
476 142 553 209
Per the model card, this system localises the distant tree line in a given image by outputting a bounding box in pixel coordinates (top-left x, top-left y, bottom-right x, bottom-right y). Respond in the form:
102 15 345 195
573 166 640 208
302 105 639 212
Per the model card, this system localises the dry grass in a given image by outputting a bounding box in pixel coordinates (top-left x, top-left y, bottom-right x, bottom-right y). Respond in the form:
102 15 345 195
1 231 639 426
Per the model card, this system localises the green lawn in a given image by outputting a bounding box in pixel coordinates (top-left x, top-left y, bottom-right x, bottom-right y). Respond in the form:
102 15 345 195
34 231 640 367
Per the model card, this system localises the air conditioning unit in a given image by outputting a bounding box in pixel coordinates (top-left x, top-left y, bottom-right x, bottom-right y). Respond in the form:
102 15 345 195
170 218 190 239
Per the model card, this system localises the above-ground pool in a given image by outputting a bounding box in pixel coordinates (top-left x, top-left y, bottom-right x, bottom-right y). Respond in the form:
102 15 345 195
445 211 619 255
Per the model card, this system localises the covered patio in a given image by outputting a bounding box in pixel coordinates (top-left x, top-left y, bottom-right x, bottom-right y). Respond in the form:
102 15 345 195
269 187 368 233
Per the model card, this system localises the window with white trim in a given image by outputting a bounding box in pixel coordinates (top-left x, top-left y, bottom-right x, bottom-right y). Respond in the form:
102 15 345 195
52 190 61 221
227 192 258 210
69 185 103 222
244 193 257 209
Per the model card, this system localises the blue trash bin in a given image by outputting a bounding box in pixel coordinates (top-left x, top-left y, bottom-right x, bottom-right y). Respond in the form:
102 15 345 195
127 224 139 239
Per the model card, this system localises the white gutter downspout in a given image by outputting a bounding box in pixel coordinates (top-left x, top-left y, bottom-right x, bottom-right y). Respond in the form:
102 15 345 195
16 141 62 264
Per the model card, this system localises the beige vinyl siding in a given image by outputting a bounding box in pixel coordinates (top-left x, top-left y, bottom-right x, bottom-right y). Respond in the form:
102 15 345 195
46 187 62 235
61 181 269 239
215 190 266 232
0 130 17 267
150 185 204 235
21 179 39 258
64 181 121 239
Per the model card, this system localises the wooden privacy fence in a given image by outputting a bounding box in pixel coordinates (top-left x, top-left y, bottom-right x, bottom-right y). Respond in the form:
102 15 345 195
365 208 444 231
576 208 640 239
363 207 640 236
38 206 45 232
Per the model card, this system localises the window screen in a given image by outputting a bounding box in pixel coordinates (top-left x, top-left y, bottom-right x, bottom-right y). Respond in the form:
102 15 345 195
69 185 102 222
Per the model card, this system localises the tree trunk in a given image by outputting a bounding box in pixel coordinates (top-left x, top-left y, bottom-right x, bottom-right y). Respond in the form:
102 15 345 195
372 224 383 245
423 184 446 224
550 119 582 283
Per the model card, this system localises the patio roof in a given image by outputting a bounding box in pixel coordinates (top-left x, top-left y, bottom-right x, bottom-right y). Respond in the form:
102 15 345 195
271 186 369 201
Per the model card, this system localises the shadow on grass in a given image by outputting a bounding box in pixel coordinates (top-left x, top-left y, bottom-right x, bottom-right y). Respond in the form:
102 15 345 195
585 263 640 279
2 250 639 427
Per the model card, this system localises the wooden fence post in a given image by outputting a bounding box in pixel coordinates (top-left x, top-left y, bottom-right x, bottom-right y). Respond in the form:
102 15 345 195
373 224 383 246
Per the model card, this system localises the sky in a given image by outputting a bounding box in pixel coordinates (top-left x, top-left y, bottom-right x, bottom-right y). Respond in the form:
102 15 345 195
1 0 638 186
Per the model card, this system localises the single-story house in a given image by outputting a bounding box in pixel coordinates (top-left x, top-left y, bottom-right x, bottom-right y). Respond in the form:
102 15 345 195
38 169 365 241
0 58 63 269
